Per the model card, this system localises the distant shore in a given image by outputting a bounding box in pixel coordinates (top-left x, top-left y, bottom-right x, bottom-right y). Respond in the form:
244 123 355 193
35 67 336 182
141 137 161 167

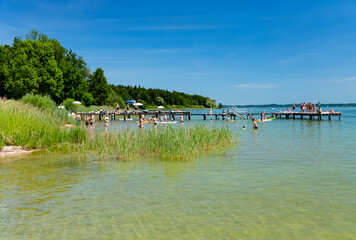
223 103 356 108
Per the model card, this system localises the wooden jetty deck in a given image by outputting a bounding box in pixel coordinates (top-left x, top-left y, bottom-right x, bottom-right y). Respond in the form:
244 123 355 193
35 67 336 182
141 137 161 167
79 110 341 121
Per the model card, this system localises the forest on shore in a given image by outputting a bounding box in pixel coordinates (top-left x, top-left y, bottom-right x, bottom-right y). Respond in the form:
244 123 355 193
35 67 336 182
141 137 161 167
0 30 217 109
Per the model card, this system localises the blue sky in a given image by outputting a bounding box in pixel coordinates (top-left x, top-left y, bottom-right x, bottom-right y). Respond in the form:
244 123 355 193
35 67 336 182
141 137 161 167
1 0 356 104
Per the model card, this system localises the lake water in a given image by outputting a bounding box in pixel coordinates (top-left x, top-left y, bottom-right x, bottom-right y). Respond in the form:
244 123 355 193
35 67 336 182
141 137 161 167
1 107 355 239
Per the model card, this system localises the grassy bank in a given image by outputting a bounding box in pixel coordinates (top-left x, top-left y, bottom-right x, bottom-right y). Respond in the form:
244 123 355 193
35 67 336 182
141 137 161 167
0 96 237 160
0 98 86 149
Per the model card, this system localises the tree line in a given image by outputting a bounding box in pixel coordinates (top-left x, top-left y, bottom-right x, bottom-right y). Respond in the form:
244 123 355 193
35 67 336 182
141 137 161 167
0 30 216 108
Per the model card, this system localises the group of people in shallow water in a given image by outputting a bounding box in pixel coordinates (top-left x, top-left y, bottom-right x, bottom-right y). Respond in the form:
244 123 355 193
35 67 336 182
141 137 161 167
138 113 185 128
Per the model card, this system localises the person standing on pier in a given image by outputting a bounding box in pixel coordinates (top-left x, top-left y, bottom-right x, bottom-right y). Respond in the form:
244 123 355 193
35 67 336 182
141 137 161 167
293 103 296 112
115 103 120 116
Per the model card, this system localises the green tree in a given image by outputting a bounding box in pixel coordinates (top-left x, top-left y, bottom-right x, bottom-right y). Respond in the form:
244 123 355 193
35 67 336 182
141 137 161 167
107 86 125 108
81 92 93 107
0 38 64 101
155 96 165 106
88 68 108 105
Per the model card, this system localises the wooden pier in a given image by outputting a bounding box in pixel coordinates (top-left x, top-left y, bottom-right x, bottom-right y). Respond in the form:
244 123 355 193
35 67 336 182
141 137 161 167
272 112 341 120
243 112 341 121
79 110 341 121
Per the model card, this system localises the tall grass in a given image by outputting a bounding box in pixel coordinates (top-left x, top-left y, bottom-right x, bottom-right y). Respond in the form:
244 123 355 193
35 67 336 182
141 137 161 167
0 99 86 149
73 125 236 161
1 96 237 161
21 93 56 111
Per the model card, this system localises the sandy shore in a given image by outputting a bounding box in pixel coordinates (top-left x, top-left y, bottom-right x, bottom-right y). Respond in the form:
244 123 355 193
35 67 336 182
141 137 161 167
0 146 33 158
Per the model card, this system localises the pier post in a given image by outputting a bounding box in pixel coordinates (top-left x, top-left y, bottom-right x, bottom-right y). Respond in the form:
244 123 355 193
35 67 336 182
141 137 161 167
203 114 207 120
188 113 191 120
293 114 295 119
215 115 218 120
309 115 312 120
301 115 303 119
328 116 331 120
123 113 126 121
99 114 102 121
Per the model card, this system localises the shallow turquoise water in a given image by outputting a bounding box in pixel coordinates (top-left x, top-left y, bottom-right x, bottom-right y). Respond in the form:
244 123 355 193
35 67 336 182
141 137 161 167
1 107 355 239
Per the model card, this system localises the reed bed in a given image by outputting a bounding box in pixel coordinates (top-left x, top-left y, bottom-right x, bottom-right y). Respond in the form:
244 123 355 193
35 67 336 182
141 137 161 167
73 125 236 161
0 99 86 149
1 97 237 161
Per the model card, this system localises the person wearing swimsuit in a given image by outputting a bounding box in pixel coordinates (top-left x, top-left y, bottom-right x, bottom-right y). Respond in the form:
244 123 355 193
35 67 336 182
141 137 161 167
89 115 94 129
252 117 258 129
105 114 109 128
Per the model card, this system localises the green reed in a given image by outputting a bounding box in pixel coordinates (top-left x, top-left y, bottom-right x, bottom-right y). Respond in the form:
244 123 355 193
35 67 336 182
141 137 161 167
73 125 236 161
1 98 236 161
0 99 86 149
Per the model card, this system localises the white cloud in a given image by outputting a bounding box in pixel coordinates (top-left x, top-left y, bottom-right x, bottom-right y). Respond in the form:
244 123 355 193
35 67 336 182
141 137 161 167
232 83 279 89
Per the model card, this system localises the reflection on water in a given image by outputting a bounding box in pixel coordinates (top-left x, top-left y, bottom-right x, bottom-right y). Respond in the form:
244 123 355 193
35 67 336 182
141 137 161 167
1 108 356 239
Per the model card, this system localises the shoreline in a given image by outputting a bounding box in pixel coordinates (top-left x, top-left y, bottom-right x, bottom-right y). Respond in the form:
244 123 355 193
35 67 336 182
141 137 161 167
0 146 33 158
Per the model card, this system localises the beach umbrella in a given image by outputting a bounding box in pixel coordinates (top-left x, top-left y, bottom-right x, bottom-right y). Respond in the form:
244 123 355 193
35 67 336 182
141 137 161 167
73 101 81 105
157 106 164 109
126 100 135 103
134 102 143 106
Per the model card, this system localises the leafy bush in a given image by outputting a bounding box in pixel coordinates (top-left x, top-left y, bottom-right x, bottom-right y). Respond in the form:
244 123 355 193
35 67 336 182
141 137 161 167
81 92 93 107
63 98 77 111
21 93 56 111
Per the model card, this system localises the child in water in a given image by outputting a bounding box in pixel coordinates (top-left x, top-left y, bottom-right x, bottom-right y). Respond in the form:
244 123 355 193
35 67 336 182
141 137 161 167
252 118 258 129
